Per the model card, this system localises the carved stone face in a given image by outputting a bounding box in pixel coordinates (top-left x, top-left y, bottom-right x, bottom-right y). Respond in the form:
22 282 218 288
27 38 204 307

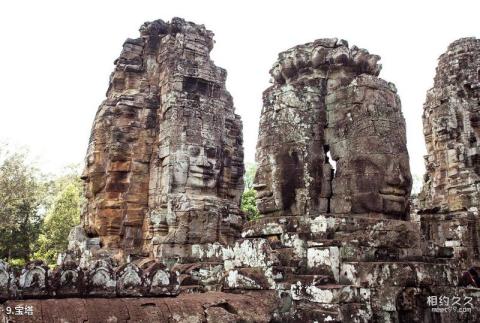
172 144 221 192
334 139 411 216
187 145 220 189
254 84 327 217
329 78 412 217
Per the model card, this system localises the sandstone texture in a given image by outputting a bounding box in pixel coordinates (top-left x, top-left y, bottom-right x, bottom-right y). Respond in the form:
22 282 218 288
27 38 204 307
418 38 480 266
79 17 244 262
0 291 280 322
1 19 480 323
255 39 411 219
420 38 480 213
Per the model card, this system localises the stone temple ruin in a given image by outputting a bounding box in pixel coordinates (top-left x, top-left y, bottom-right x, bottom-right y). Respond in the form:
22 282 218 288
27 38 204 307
1 18 480 322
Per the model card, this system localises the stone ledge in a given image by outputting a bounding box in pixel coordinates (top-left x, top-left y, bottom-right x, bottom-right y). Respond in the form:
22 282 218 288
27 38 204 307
0 291 280 323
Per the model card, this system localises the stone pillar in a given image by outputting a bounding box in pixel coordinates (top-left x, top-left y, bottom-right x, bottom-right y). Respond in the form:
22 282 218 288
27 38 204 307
418 37 480 264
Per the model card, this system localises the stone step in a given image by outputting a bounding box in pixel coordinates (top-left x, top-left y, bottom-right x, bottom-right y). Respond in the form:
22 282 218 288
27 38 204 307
340 261 459 287
306 239 424 258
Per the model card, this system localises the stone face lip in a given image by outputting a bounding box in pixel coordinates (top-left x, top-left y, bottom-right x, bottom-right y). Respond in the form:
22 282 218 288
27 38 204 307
419 37 480 214
255 38 411 219
78 17 245 263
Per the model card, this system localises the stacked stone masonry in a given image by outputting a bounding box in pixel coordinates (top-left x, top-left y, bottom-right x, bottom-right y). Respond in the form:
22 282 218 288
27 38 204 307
418 38 480 268
1 19 480 323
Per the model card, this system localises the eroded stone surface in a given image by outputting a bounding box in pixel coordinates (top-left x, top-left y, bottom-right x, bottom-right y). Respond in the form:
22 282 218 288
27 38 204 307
254 39 411 219
0 291 280 323
417 38 480 270
1 22 479 323
420 38 480 213
78 17 244 263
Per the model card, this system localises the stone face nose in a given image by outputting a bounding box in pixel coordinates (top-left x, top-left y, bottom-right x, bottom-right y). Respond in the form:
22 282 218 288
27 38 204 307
386 161 406 189
194 150 212 168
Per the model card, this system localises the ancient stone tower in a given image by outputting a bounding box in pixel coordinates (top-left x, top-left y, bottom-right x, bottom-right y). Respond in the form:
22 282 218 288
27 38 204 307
420 38 480 213
1 20 480 323
255 39 412 219
80 18 245 262
419 37 480 266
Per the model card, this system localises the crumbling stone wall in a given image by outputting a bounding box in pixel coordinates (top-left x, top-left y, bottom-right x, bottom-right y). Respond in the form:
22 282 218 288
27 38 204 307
80 18 244 263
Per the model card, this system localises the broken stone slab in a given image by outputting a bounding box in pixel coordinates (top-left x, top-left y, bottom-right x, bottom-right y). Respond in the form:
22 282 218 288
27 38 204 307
289 301 373 323
338 244 424 262
306 246 340 282
224 268 272 290
241 216 304 238
222 238 280 270
244 214 421 248
370 285 480 322
171 262 224 291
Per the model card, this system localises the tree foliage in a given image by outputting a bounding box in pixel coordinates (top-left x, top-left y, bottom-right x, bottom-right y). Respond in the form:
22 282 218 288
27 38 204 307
34 180 82 264
0 146 44 262
0 144 83 266
241 163 260 220
241 188 260 220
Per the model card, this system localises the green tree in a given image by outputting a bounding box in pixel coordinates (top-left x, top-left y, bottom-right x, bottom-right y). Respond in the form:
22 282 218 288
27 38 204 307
34 168 83 265
241 188 260 220
0 146 44 262
241 163 260 220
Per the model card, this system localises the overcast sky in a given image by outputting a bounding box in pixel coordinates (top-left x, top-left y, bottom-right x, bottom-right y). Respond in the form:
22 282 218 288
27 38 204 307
1 0 479 189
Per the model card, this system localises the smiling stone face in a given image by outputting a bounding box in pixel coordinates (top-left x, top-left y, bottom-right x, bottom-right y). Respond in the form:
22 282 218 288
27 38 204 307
255 40 411 219
327 75 412 217
185 145 220 190
78 18 245 263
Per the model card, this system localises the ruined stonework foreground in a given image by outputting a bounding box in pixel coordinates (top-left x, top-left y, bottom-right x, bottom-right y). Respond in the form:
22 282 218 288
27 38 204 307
1 19 480 323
